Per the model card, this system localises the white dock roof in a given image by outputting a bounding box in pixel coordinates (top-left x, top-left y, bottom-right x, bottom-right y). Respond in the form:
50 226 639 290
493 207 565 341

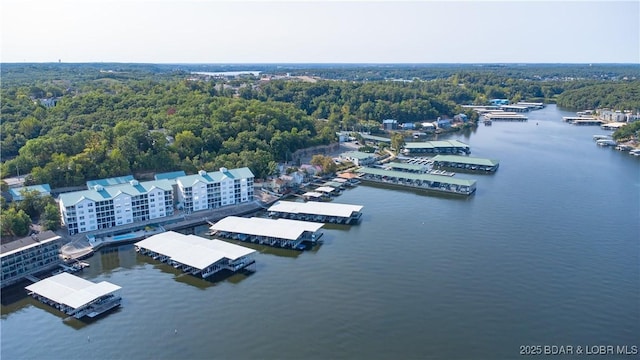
315 186 336 193
135 231 255 270
25 273 121 310
210 216 323 240
302 191 324 198
268 201 363 218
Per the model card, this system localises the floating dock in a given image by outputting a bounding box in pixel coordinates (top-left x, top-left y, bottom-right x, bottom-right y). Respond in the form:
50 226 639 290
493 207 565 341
322 181 345 189
302 191 327 201
356 167 476 196
209 216 324 250
431 155 499 172
315 186 339 196
268 201 363 225
25 272 122 319
383 162 429 174
483 112 528 122
135 231 256 278
562 116 603 125
402 140 471 156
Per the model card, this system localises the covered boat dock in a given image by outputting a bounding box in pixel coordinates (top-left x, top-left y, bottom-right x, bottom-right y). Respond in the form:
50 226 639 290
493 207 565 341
383 162 429 173
209 216 324 250
302 191 327 201
356 167 476 195
483 112 528 121
315 186 339 196
25 272 122 319
135 231 256 278
268 201 363 225
402 140 471 156
431 155 499 172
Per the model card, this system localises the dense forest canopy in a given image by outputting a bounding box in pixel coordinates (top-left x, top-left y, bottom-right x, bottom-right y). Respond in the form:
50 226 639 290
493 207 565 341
1 63 639 189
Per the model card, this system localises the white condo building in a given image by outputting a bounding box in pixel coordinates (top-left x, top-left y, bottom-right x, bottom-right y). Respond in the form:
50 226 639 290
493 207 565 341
176 167 254 213
58 167 254 235
59 179 175 235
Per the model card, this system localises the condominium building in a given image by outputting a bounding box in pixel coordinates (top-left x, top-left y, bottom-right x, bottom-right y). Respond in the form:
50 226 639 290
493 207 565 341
1 231 63 288
59 179 175 235
57 167 255 235
175 167 254 213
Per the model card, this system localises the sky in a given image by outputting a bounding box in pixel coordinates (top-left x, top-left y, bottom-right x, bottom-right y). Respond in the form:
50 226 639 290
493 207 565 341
1 0 639 64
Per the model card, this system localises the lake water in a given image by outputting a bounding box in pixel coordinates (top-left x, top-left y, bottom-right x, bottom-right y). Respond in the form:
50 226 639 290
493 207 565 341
2 105 638 360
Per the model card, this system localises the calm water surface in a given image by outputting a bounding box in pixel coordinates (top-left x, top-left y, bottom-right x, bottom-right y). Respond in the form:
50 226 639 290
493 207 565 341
2 105 639 360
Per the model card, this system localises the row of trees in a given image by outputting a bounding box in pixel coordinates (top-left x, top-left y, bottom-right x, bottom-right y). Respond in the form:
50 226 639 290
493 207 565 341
0 189 60 237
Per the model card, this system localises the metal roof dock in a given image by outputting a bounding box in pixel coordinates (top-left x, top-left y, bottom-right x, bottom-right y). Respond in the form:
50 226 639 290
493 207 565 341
135 231 256 278
209 216 324 250
25 272 122 319
483 112 528 121
302 191 327 201
431 155 500 172
356 167 476 196
268 201 363 225
383 162 429 173
315 186 338 195
402 140 471 155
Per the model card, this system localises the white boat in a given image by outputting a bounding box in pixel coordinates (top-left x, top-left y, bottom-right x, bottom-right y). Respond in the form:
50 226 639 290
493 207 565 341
596 139 617 147
629 149 640 157
593 135 611 141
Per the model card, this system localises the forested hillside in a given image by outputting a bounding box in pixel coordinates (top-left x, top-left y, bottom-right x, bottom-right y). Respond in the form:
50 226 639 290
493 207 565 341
556 82 640 111
2 63 639 189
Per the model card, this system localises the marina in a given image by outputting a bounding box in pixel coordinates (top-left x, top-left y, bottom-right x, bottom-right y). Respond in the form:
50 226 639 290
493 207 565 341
1 105 638 360
25 272 122 319
267 201 363 225
356 167 476 196
208 216 324 250
134 231 256 278
431 155 500 172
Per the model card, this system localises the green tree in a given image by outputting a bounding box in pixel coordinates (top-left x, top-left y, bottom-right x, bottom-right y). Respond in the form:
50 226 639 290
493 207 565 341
0 208 32 237
391 133 405 153
16 189 49 218
43 203 61 231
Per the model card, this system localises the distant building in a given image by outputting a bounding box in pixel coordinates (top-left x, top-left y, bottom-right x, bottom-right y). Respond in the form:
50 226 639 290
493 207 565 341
339 151 377 166
490 99 510 106
1 231 63 288
453 114 468 123
435 118 452 129
421 122 436 131
8 184 51 202
401 122 416 130
39 98 59 108
382 119 398 130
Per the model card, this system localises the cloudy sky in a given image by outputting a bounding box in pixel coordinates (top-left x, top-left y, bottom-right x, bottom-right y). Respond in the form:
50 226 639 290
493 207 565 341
2 0 638 63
